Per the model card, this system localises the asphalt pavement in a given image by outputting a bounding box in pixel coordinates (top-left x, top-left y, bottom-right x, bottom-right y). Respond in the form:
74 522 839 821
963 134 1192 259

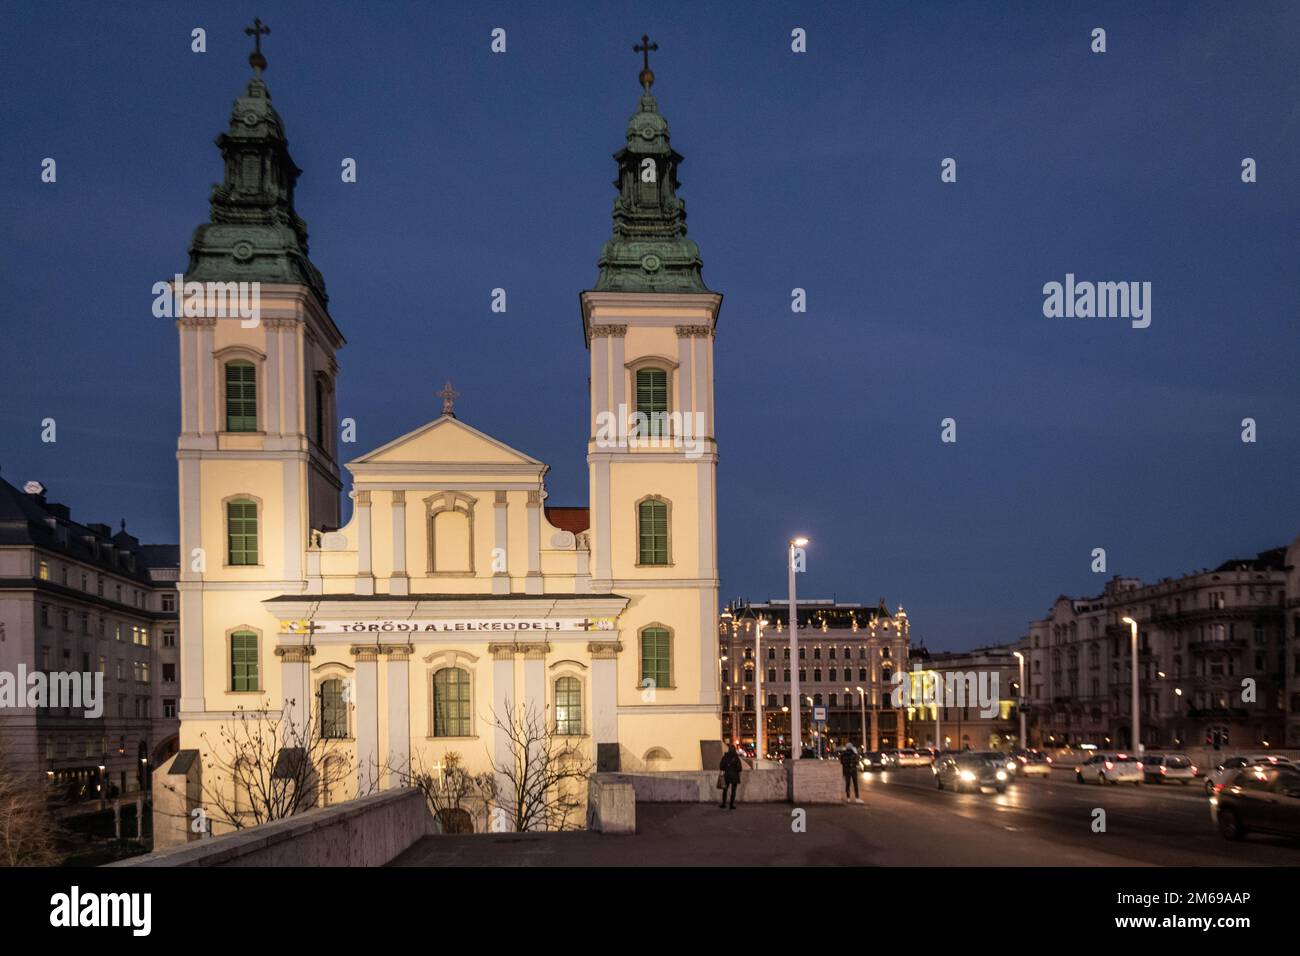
390 766 1300 866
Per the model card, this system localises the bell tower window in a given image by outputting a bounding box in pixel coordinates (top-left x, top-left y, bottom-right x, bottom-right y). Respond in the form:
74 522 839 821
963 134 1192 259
224 360 258 432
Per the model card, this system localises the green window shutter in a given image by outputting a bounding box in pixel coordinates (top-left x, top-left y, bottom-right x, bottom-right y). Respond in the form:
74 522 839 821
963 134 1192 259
555 676 582 735
225 361 258 432
635 368 668 437
433 667 472 737
230 631 259 691
638 499 668 565
227 500 258 565
640 628 670 688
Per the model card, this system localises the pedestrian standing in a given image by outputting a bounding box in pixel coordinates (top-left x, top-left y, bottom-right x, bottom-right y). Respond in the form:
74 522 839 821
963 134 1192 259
839 740 863 803
719 744 742 810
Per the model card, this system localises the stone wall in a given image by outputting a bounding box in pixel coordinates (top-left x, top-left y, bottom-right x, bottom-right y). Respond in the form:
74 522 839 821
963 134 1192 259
108 788 432 867
601 768 788 803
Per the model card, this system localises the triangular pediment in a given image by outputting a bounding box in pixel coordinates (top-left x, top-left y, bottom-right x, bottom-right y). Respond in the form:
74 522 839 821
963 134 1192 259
348 416 544 469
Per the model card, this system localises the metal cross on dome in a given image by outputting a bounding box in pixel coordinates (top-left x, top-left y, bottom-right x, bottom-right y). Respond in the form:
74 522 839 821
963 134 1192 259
437 380 460 418
245 17 271 71
634 33 658 90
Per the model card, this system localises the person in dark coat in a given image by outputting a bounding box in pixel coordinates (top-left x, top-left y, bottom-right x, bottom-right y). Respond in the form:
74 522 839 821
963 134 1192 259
719 744 743 809
839 741 863 802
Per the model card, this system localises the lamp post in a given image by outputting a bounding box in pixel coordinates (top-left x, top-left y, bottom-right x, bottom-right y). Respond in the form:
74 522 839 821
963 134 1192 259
850 686 867 749
755 618 767 760
788 536 808 759
1013 651 1026 749
805 695 817 758
1122 616 1141 755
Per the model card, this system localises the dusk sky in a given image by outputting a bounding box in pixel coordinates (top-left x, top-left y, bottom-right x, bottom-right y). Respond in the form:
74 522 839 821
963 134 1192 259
3 1 1297 650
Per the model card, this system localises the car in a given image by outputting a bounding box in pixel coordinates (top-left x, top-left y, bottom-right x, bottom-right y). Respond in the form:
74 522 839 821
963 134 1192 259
859 751 889 772
1017 751 1053 777
879 749 901 767
1211 765 1300 841
896 748 933 767
1075 753 1143 785
977 751 1020 776
935 753 1008 793
1203 755 1287 795
1143 753 1197 784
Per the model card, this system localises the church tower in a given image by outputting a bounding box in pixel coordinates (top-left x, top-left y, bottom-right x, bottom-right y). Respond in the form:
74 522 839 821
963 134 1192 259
582 38 724 766
174 29 344 725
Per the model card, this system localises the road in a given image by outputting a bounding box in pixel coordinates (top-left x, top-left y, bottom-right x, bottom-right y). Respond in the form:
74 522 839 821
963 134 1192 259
391 766 1300 866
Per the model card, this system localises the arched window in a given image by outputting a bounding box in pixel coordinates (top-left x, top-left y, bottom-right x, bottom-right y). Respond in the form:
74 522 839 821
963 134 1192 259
230 630 258 691
637 498 669 565
640 626 672 688
432 667 472 737
226 499 258 565
224 360 257 432
320 679 348 739
555 676 582 735
634 367 669 437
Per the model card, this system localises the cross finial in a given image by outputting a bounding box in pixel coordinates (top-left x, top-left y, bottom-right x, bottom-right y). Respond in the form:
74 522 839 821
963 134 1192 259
245 17 271 72
633 33 659 91
437 380 460 418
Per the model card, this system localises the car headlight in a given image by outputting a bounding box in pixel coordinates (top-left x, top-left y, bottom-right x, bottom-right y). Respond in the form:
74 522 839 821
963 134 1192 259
960 770 976 782
996 770 1007 781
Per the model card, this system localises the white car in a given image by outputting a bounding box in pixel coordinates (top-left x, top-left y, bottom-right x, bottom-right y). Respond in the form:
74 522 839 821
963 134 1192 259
1142 753 1197 784
1017 752 1053 777
1203 754 1291 795
1075 753 1143 785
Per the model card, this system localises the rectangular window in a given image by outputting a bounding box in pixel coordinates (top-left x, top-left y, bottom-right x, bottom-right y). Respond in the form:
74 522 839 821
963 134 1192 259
163 698 177 719
637 499 669 565
162 630 176 648
224 361 258 432
230 631 259 691
227 500 258 565
161 593 176 613
38 560 49 581
634 368 669 437
640 628 671 689
162 663 176 683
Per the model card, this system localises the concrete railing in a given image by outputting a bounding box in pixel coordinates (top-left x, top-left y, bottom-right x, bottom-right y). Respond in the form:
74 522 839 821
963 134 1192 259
107 788 433 867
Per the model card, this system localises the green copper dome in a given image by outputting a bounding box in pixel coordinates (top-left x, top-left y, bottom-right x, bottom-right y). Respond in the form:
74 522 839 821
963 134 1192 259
594 79 710 294
184 69 327 303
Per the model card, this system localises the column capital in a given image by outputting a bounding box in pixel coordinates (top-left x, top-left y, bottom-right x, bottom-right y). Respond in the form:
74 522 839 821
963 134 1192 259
494 490 508 505
590 324 627 338
587 641 624 660
521 642 551 660
350 645 382 663
274 644 315 663
381 644 413 660
391 489 405 505
526 490 543 506
488 642 518 661
675 324 714 338
354 489 372 506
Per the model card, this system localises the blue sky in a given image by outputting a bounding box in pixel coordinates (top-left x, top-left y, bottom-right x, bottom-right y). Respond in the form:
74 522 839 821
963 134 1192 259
2 1 1297 649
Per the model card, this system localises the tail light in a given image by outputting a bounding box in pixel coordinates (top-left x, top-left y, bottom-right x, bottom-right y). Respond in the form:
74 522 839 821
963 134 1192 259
1190 766 1197 774
1105 761 1114 770
1160 767 1167 775
1136 763 1143 771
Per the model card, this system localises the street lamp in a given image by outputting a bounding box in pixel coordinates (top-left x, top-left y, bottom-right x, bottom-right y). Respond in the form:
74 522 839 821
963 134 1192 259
788 536 808 759
850 686 867 749
755 618 767 760
1013 651 1026 749
1122 616 1141 755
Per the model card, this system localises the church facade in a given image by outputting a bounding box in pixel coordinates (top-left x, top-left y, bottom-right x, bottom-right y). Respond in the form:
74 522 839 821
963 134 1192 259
171 42 721 826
